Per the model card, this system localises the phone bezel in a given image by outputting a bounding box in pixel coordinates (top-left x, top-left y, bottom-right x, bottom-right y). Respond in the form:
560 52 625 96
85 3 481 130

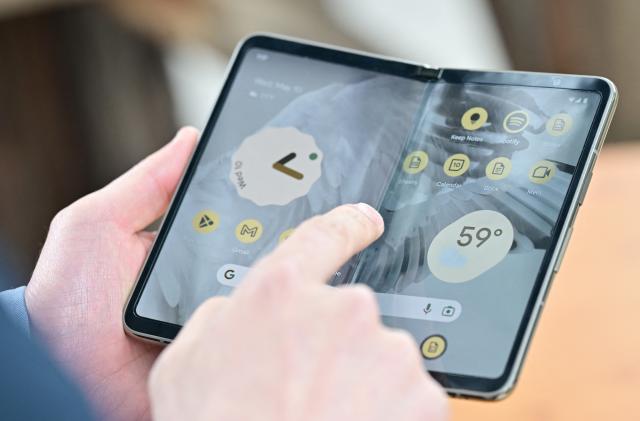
123 33 617 399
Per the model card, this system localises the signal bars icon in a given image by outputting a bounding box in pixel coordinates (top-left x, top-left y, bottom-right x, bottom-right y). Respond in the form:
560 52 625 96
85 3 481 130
569 97 589 104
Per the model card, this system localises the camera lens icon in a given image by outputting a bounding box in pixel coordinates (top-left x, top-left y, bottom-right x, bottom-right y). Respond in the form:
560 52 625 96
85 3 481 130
441 306 456 317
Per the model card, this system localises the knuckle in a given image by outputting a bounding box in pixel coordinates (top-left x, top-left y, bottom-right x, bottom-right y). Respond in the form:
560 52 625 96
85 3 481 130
301 209 365 252
50 205 75 230
299 215 342 244
328 210 358 238
337 204 375 237
49 196 96 232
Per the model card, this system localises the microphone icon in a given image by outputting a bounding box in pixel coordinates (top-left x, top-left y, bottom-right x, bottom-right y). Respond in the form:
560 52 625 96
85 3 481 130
423 303 432 315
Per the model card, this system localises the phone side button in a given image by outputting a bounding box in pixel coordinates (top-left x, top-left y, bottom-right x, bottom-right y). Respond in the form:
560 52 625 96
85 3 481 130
539 271 557 307
578 151 598 206
577 170 594 206
553 226 574 273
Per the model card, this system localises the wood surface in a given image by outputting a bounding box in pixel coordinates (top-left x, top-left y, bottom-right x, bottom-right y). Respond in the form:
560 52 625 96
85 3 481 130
451 142 640 420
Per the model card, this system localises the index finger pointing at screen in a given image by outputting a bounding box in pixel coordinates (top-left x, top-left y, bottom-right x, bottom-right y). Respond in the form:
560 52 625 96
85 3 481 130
251 203 384 285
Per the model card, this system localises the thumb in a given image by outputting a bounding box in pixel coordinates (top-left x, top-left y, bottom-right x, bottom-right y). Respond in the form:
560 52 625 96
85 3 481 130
98 127 199 232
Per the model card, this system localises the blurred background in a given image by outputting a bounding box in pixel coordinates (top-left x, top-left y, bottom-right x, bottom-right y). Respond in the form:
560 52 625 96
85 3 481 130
0 0 638 419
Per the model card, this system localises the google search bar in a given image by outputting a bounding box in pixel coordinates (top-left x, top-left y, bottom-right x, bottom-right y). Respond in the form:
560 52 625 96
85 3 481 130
216 264 461 323
375 293 462 323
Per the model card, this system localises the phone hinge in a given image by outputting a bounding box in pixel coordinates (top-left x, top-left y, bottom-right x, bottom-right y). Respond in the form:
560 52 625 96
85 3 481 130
413 65 441 80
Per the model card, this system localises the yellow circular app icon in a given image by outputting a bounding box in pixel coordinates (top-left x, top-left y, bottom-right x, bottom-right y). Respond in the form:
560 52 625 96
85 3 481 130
461 106 488 131
192 210 220 234
402 150 429 174
421 335 447 360
443 153 470 177
503 110 529 134
546 113 573 136
529 160 556 184
235 219 263 244
279 228 294 243
485 157 512 181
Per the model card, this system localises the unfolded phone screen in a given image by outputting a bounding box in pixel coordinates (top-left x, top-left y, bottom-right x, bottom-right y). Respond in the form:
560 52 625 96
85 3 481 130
137 48 601 379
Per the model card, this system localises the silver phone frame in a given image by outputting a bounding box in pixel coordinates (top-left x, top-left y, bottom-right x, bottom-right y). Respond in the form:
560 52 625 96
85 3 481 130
123 32 618 400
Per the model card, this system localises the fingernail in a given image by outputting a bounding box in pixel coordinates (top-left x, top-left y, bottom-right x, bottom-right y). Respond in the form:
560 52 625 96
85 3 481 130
353 203 384 233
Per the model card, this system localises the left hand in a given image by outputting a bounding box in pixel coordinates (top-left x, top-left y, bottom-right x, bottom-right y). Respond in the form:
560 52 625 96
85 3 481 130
25 127 198 421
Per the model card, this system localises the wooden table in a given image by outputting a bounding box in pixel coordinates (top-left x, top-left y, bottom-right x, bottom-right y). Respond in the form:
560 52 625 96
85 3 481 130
451 142 640 420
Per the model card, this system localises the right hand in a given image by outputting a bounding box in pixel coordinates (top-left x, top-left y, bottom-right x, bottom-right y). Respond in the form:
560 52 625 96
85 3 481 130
149 204 448 421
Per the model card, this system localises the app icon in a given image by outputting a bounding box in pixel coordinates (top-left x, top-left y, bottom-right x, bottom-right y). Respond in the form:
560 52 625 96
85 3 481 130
278 228 295 243
192 210 220 234
443 153 470 177
230 127 323 206
485 157 512 181
421 335 447 360
461 106 488 131
503 110 529 134
546 113 573 136
235 219 263 244
529 160 556 184
402 150 429 174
